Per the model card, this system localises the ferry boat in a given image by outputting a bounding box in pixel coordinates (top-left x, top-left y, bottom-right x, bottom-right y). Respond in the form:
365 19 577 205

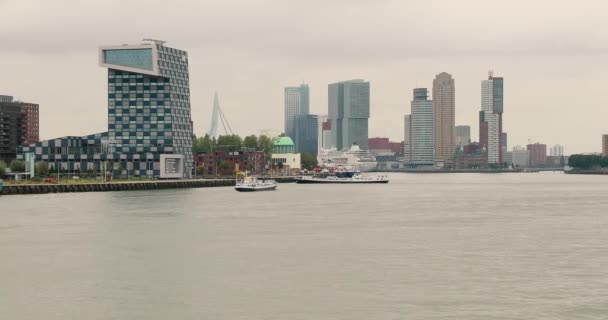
295 172 388 184
235 177 277 192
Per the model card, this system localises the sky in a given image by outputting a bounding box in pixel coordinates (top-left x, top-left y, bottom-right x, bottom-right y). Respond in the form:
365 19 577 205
1 0 607 154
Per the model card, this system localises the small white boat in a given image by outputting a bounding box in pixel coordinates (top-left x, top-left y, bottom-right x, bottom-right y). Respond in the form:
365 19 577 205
235 177 277 192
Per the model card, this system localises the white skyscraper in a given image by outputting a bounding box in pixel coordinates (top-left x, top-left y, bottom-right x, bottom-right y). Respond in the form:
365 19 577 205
480 73 504 164
409 88 434 164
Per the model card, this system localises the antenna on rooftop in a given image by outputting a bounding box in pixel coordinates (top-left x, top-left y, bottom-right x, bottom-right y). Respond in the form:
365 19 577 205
488 70 494 79
142 38 166 46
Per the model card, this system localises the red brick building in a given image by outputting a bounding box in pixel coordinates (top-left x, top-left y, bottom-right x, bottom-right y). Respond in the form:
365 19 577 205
368 137 404 157
19 103 39 145
193 151 265 176
527 143 547 167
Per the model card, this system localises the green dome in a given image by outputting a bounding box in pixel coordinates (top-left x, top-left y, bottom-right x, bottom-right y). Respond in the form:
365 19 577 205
273 136 295 146
272 136 296 154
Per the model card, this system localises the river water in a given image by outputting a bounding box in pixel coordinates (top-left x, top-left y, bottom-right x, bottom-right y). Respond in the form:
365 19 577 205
1 172 608 319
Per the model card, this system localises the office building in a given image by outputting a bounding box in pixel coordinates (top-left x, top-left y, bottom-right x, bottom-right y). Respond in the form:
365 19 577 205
501 132 508 161
369 137 403 160
0 103 21 163
479 73 504 164
550 144 564 157
527 143 547 167
18 40 193 178
455 125 470 147
295 114 319 156
404 115 411 162
454 142 487 169
408 88 434 165
603 135 608 157
284 84 310 140
509 145 530 168
328 80 370 150
0 97 39 162
432 72 455 163
317 114 330 151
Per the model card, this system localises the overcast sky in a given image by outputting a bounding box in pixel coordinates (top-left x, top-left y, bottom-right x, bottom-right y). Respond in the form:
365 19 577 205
1 0 607 154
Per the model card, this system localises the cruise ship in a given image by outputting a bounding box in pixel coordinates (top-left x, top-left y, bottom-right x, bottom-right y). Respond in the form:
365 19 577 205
317 145 378 172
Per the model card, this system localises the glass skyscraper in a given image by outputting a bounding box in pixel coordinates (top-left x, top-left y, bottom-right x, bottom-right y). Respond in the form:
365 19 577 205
295 114 319 156
284 84 310 141
328 80 370 151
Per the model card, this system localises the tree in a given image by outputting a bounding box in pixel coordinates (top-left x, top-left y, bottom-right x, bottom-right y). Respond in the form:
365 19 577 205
258 135 273 162
568 154 608 169
10 160 25 172
216 134 242 152
35 161 49 176
200 134 212 153
193 133 213 153
243 135 258 150
301 152 318 170
0 160 6 176
218 160 229 170
196 166 206 175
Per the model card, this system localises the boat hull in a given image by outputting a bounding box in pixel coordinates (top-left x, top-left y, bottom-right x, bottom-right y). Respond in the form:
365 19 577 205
235 185 277 192
295 178 388 184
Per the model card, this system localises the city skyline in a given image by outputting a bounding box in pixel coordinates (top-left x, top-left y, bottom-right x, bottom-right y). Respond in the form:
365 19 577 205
1 1 607 153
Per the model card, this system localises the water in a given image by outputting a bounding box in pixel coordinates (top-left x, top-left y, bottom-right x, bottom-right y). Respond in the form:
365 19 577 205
1 172 608 319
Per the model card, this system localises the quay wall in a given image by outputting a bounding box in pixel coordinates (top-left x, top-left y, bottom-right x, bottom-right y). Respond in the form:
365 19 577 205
0 176 296 196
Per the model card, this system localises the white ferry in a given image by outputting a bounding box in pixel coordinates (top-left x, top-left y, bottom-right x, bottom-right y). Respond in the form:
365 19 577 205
295 172 388 184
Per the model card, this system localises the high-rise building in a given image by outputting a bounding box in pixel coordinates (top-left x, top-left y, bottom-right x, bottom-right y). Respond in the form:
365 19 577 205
17 40 193 178
550 144 564 157
480 73 504 164
501 132 508 161
328 80 370 150
317 114 330 151
527 143 547 167
284 84 310 140
102 41 193 176
455 125 470 147
0 97 39 162
403 115 411 163
0 103 21 163
432 72 455 163
409 88 434 164
603 135 608 157
19 102 39 145
295 114 319 156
